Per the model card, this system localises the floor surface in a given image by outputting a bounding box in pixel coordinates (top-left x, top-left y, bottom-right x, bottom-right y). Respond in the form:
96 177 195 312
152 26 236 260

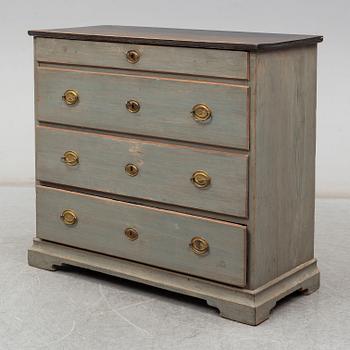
1 186 349 350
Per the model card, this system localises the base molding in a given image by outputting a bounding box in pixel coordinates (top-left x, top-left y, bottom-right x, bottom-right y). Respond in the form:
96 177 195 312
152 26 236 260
28 239 320 326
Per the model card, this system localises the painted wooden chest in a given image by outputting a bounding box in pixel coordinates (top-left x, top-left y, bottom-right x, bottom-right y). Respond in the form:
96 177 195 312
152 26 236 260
28 26 323 325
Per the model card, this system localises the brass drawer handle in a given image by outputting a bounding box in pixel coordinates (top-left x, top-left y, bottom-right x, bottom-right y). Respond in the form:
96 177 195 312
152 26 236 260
125 163 139 177
191 170 211 189
190 236 209 255
191 104 212 122
126 99 141 113
63 89 79 105
61 209 78 225
124 227 139 241
61 150 79 166
126 49 140 63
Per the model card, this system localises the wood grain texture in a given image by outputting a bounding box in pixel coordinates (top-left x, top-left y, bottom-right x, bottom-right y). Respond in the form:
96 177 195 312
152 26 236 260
36 67 249 150
29 25 323 51
36 126 248 217
35 38 249 79
248 45 318 289
36 186 247 286
39 62 250 87
28 239 320 325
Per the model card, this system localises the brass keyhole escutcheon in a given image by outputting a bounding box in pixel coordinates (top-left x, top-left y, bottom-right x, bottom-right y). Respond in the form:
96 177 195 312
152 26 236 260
125 163 139 177
190 236 209 255
191 170 211 189
61 209 78 225
191 104 212 122
61 150 79 166
63 89 79 105
126 49 140 63
126 100 141 113
124 227 139 241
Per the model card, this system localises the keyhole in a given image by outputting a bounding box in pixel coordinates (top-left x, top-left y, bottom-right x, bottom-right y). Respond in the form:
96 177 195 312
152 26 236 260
127 50 140 63
126 100 140 113
125 163 139 176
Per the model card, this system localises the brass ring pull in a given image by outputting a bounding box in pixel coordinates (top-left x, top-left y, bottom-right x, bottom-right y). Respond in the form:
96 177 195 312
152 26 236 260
191 170 211 189
190 236 209 255
125 163 139 177
191 104 212 122
126 100 141 113
61 209 78 225
61 150 79 166
63 89 79 105
124 227 139 241
126 50 140 63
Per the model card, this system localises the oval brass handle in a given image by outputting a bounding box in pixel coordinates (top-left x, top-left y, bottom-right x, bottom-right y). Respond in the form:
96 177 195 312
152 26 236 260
125 163 139 177
191 104 212 122
126 99 141 113
124 227 139 241
60 209 78 225
191 170 211 189
63 89 79 105
190 236 209 255
61 150 79 166
126 49 140 63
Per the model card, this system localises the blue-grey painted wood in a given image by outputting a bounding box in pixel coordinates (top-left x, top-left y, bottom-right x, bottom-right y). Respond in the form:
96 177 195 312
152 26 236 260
28 239 319 325
247 46 318 289
36 126 248 217
36 67 249 150
35 38 249 79
36 186 247 286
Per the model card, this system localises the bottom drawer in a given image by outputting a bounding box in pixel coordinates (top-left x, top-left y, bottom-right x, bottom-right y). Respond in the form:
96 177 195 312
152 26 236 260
36 186 247 286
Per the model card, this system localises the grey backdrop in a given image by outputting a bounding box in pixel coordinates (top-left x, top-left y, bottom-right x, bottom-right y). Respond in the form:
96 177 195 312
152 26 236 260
1 0 349 196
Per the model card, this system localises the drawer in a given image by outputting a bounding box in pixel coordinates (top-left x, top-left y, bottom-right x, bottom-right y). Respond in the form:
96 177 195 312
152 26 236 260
37 67 249 150
35 38 249 80
36 186 247 286
36 126 248 217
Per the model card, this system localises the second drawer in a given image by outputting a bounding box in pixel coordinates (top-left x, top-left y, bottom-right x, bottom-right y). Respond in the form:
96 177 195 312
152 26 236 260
36 67 249 150
36 126 248 217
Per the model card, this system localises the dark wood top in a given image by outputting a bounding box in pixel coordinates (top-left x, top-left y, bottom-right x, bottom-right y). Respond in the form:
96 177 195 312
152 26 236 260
28 25 323 51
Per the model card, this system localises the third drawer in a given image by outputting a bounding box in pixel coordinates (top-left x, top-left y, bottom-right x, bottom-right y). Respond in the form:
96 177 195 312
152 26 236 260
36 126 248 217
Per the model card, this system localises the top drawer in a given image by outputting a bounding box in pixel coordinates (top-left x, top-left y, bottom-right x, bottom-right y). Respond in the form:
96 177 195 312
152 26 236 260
35 38 249 80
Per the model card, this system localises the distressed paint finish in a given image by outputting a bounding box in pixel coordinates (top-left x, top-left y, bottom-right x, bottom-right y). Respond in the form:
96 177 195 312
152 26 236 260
28 239 320 326
36 186 247 286
36 67 249 150
248 45 318 289
36 126 248 217
35 37 249 79
28 27 322 325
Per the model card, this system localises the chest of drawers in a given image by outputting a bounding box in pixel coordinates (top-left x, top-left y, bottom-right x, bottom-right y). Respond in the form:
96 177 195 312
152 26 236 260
28 26 322 325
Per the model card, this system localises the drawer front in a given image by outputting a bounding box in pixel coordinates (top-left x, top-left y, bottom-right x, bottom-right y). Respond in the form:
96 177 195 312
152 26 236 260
35 38 249 80
36 186 247 286
37 67 249 150
36 126 248 217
